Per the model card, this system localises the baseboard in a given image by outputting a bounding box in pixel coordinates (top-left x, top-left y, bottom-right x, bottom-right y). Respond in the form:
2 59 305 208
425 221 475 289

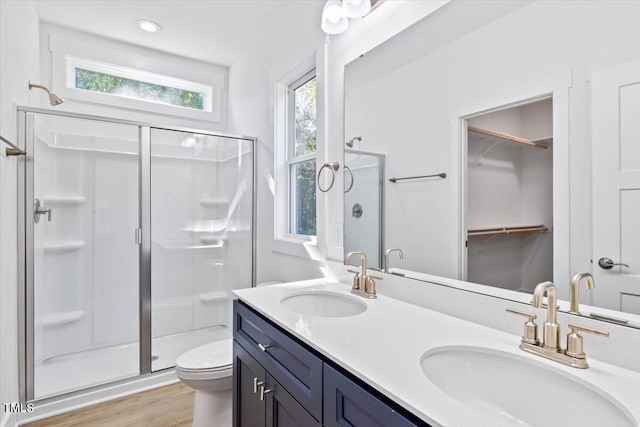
16 370 178 425
1 412 17 427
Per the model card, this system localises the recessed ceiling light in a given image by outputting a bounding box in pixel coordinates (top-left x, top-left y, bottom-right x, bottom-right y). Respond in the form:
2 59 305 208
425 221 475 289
137 20 161 33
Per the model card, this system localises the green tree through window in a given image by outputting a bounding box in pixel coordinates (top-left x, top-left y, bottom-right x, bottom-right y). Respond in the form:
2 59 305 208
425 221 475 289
290 76 317 236
75 68 205 110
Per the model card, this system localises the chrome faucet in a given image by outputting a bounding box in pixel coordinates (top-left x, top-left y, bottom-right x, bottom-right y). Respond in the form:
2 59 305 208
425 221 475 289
507 281 609 369
384 248 403 273
569 272 595 314
344 251 382 299
532 281 561 352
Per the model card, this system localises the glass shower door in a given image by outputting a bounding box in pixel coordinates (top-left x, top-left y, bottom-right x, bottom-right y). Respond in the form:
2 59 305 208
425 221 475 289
150 129 254 371
28 114 141 399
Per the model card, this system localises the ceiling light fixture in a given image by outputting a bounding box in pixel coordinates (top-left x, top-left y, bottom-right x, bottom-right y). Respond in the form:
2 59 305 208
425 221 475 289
137 19 161 33
342 0 372 18
321 0 349 35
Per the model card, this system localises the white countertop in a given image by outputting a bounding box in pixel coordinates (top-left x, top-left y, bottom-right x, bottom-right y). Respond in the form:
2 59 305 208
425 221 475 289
234 280 640 427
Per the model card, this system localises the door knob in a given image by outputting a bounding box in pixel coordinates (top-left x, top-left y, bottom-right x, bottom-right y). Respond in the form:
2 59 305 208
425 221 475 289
598 257 629 270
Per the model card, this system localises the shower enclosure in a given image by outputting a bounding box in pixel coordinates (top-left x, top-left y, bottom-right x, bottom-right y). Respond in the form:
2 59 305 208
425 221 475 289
17 108 255 402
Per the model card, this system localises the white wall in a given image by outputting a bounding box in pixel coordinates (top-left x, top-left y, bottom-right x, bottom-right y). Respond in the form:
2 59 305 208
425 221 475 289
342 1 640 302
1 0 40 423
227 2 330 284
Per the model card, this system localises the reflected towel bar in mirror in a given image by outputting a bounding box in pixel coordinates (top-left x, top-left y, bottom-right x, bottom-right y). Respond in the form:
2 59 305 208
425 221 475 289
389 172 446 183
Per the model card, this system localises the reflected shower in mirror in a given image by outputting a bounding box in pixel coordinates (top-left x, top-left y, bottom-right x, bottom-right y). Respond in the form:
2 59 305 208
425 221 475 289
343 149 384 269
343 0 640 327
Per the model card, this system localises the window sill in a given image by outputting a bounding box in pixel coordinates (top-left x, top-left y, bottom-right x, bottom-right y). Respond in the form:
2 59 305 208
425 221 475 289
272 236 325 262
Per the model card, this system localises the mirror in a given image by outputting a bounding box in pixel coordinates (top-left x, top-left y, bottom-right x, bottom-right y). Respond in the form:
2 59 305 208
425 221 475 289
343 0 640 327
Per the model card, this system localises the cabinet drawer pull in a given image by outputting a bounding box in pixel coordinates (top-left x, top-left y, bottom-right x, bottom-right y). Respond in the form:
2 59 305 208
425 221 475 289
260 386 273 401
252 377 265 394
258 343 272 352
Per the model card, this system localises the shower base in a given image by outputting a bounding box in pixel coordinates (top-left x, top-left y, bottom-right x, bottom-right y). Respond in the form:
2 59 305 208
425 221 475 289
35 325 231 399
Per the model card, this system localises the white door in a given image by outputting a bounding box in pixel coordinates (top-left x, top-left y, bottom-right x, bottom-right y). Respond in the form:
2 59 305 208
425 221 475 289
592 60 640 314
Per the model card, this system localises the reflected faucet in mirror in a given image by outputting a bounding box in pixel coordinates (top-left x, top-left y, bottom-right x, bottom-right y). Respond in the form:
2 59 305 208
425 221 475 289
570 272 595 314
384 248 404 274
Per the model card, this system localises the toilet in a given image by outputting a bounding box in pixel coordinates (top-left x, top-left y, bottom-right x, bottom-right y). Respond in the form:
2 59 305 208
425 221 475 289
176 338 233 427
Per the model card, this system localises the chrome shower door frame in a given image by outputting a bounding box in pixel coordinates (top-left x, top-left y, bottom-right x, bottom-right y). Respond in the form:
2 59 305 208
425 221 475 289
17 107 257 404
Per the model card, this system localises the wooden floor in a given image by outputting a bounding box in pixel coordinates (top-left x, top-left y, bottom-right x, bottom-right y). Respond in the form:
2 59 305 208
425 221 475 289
25 382 195 427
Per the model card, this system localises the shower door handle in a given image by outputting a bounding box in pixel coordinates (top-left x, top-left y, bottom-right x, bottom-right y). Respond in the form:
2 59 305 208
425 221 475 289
34 199 51 223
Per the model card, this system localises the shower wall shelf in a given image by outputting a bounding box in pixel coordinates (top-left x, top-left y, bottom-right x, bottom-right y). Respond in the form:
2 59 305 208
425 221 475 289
41 196 86 205
199 198 229 207
43 241 86 253
467 225 548 237
199 291 228 303
42 310 84 328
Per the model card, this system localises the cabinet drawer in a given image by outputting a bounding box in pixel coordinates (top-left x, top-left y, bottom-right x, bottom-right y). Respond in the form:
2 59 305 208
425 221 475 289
233 300 322 420
324 364 428 427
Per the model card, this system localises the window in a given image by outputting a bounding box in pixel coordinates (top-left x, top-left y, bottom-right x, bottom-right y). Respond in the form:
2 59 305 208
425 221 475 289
49 34 226 123
287 71 317 236
67 56 213 112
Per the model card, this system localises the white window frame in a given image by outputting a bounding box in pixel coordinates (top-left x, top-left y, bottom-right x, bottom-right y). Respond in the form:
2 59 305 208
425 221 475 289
286 69 317 237
273 55 320 258
66 56 214 112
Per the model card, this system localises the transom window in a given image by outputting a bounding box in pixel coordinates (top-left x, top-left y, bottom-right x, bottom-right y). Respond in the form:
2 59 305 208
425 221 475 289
66 56 213 112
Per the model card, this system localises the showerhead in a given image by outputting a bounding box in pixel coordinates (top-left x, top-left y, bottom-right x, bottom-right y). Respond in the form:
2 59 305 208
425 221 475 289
29 81 65 106
48 92 64 106
346 136 362 148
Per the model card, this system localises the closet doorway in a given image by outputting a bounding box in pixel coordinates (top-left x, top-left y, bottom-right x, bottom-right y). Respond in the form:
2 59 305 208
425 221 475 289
464 98 553 294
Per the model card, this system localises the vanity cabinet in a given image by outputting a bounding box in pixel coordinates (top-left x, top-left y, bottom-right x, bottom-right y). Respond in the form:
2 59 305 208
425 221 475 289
324 364 420 427
233 300 428 427
233 341 319 427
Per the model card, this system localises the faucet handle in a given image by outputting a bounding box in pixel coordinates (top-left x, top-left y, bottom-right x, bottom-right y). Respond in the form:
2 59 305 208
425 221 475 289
506 309 539 345
347 269 360 275
369 274 383 281
566 323 609 359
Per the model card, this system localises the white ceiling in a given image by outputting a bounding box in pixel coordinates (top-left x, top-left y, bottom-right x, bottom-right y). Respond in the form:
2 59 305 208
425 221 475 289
32 0 324 66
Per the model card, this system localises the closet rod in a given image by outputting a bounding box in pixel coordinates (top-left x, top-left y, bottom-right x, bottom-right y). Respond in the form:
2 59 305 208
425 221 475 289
389 172 446 183
468 126 549 149
467 225 547 237
1 135 27 156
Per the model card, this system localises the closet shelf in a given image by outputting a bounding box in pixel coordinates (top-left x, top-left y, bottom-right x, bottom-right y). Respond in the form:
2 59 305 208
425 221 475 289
469 126 550 149
43 241 86 253
467 225 548 237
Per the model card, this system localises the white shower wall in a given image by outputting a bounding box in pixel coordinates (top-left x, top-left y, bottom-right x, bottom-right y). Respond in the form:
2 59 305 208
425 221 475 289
31 117 254 396
33 117 140 365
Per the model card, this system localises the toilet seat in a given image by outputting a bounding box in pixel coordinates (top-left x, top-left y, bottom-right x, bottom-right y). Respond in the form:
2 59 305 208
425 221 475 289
175 339 233 381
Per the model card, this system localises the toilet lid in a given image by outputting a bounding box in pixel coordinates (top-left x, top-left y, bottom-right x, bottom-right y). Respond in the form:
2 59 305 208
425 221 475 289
176 339 232 371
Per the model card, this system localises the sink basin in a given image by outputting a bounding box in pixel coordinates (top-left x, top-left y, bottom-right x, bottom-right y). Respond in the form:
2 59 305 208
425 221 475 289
420 346 635 427
281 291 367 318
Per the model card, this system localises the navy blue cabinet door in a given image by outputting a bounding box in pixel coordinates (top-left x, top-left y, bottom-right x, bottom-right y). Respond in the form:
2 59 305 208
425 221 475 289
324 364 427 427
233 341 266 427
265 374 320 427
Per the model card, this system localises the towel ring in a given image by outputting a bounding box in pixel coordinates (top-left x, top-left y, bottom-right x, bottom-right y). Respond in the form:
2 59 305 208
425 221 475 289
344 166 354 193
317 162 340 193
